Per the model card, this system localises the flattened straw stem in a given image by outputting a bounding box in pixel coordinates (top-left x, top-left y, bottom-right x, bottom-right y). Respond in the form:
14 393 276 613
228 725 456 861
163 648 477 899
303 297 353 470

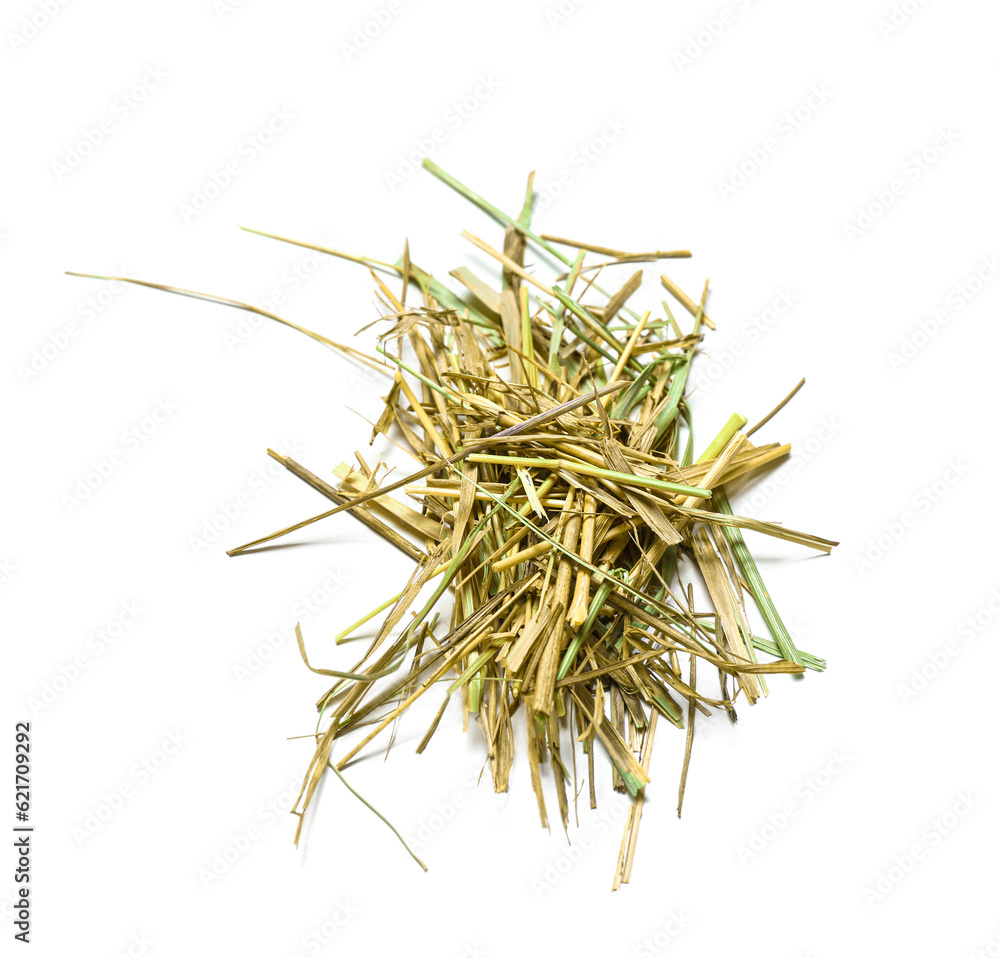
660 273 716 330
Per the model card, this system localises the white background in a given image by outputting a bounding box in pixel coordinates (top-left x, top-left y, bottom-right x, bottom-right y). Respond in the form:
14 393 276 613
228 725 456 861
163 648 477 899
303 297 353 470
2 1 999 955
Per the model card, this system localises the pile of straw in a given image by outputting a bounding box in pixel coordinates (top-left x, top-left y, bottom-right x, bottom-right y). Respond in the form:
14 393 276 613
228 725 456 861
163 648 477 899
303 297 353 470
71 161 836 885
